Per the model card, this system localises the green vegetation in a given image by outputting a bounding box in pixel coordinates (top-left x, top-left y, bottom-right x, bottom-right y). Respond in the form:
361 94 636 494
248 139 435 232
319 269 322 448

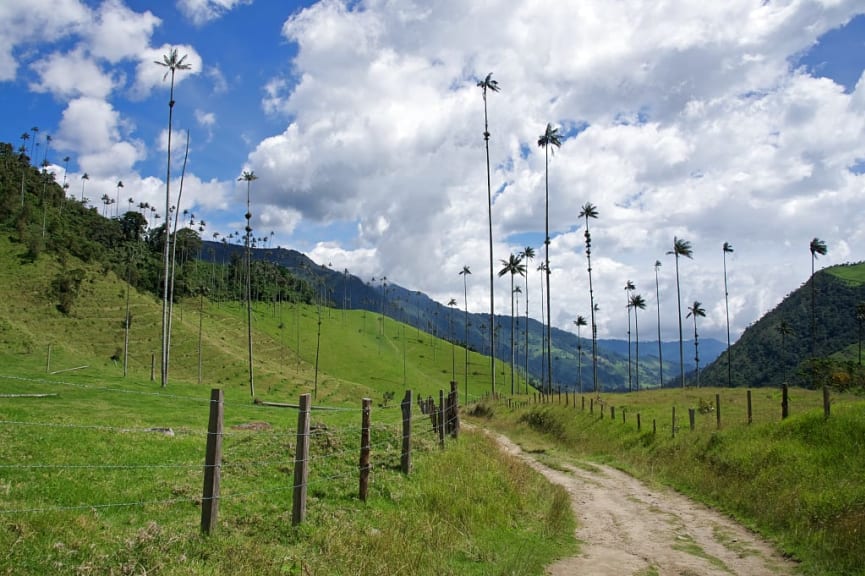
470 388 865 576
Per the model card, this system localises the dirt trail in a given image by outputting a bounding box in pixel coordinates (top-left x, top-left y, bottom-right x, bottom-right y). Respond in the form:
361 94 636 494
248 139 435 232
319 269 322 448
489 431 797 576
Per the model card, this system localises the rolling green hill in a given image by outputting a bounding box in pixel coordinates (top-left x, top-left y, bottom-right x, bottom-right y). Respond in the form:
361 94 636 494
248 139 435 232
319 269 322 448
700 262 865 389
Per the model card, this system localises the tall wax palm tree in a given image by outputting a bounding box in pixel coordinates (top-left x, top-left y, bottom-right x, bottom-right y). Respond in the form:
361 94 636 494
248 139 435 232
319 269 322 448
239 170 258 397
573 315 587 393
477 72 500 396
654 260 663 386
498 253 526 395
809 237 827 386
686 300 706 387
80 172 89 204
448 298 458 382
579 202 599 393
630 294 647 391
459 265 471 395
513 285 523 392
155 47 191 388
668 237 693 388
537 262 547 387
722 242 734 387
624 280 635 391
519 246 535 384
115 180 124 218
538 124 561 394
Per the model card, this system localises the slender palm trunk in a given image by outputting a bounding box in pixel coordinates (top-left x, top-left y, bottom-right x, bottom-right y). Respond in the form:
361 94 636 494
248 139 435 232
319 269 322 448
675 256 684 388
539 268 546 390
483 97 495 397
524 271 530 389
577 330 583 394
544 147 552 394
693 315 700 387
586 226 597 394
724 252 732 387
246 182 254 397
463 275 469 400
627 301 632 392
160 73 177 388
655 267 663 387
510 277 515 395
634 309 640 391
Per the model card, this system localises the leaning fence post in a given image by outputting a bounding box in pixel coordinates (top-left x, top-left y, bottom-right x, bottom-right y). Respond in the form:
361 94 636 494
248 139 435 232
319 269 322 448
688 408 696 431
201 388 224 535
401 390 412 474
782 384 789 419
637 412 641 431
359 398 371 502
747 389 753 425
46 344 52 373
672 406 677 438
292 393 311 526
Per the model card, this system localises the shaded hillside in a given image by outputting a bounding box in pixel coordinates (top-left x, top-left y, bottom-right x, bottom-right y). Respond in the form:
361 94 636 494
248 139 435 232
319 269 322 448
700 262 865 388
203 240 724 392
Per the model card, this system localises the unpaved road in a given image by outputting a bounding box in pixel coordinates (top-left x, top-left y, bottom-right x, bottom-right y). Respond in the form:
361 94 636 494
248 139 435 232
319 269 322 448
489 431 798 576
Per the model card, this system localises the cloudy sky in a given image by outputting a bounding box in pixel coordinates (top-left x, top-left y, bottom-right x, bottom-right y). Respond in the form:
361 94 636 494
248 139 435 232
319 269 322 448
3 0 865 344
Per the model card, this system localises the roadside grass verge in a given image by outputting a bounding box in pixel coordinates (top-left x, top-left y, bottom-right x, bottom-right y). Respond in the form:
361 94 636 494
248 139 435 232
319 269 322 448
468 387 865 576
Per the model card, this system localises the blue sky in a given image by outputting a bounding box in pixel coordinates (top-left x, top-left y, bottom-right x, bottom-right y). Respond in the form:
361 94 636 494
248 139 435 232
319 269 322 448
2 1 865 344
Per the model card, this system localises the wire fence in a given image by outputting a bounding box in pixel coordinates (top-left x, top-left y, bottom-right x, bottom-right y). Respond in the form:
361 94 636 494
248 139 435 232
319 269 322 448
0 377 461 532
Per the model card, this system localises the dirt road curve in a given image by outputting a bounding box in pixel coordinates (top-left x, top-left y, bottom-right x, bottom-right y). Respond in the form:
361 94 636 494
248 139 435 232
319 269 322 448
490 431 798 576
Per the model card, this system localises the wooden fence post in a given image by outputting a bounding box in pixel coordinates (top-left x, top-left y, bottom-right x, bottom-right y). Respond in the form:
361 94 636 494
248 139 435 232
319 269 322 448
201 388 224 535
46 344 51 373
672 406 676 438
359 398 371 502
610 406 615 420
438 390 445 448
716 393 721 429
292 393 311 526
747 389 753 425
823 386 830 419
637 412 641 431
688 408 696 431
622 408 626 424
782 384 789 419
653 418 656 435
150 353 155 382
590 398 594 415
581 396 585 411
401 390 412 474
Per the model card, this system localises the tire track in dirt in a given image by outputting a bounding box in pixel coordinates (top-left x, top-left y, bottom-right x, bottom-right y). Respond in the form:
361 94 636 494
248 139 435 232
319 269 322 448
487 430 797 576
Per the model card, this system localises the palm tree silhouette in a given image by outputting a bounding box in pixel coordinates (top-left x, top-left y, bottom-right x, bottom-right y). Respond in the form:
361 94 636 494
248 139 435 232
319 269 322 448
477 72 500 396
519 246 535 385
538 124 561 394
809 237 827 387
155 47 191 388
80 172 89 203
686 300 706 387
459 265 472 394
624 280 636 391
629 294 647 391
668 236 693 388
239 170 258 397
448 298 458 382
499 253 526 395
722 242 734 387
579 202 599 393
115 180 124 218
654 260 663 387
573 315 587 394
